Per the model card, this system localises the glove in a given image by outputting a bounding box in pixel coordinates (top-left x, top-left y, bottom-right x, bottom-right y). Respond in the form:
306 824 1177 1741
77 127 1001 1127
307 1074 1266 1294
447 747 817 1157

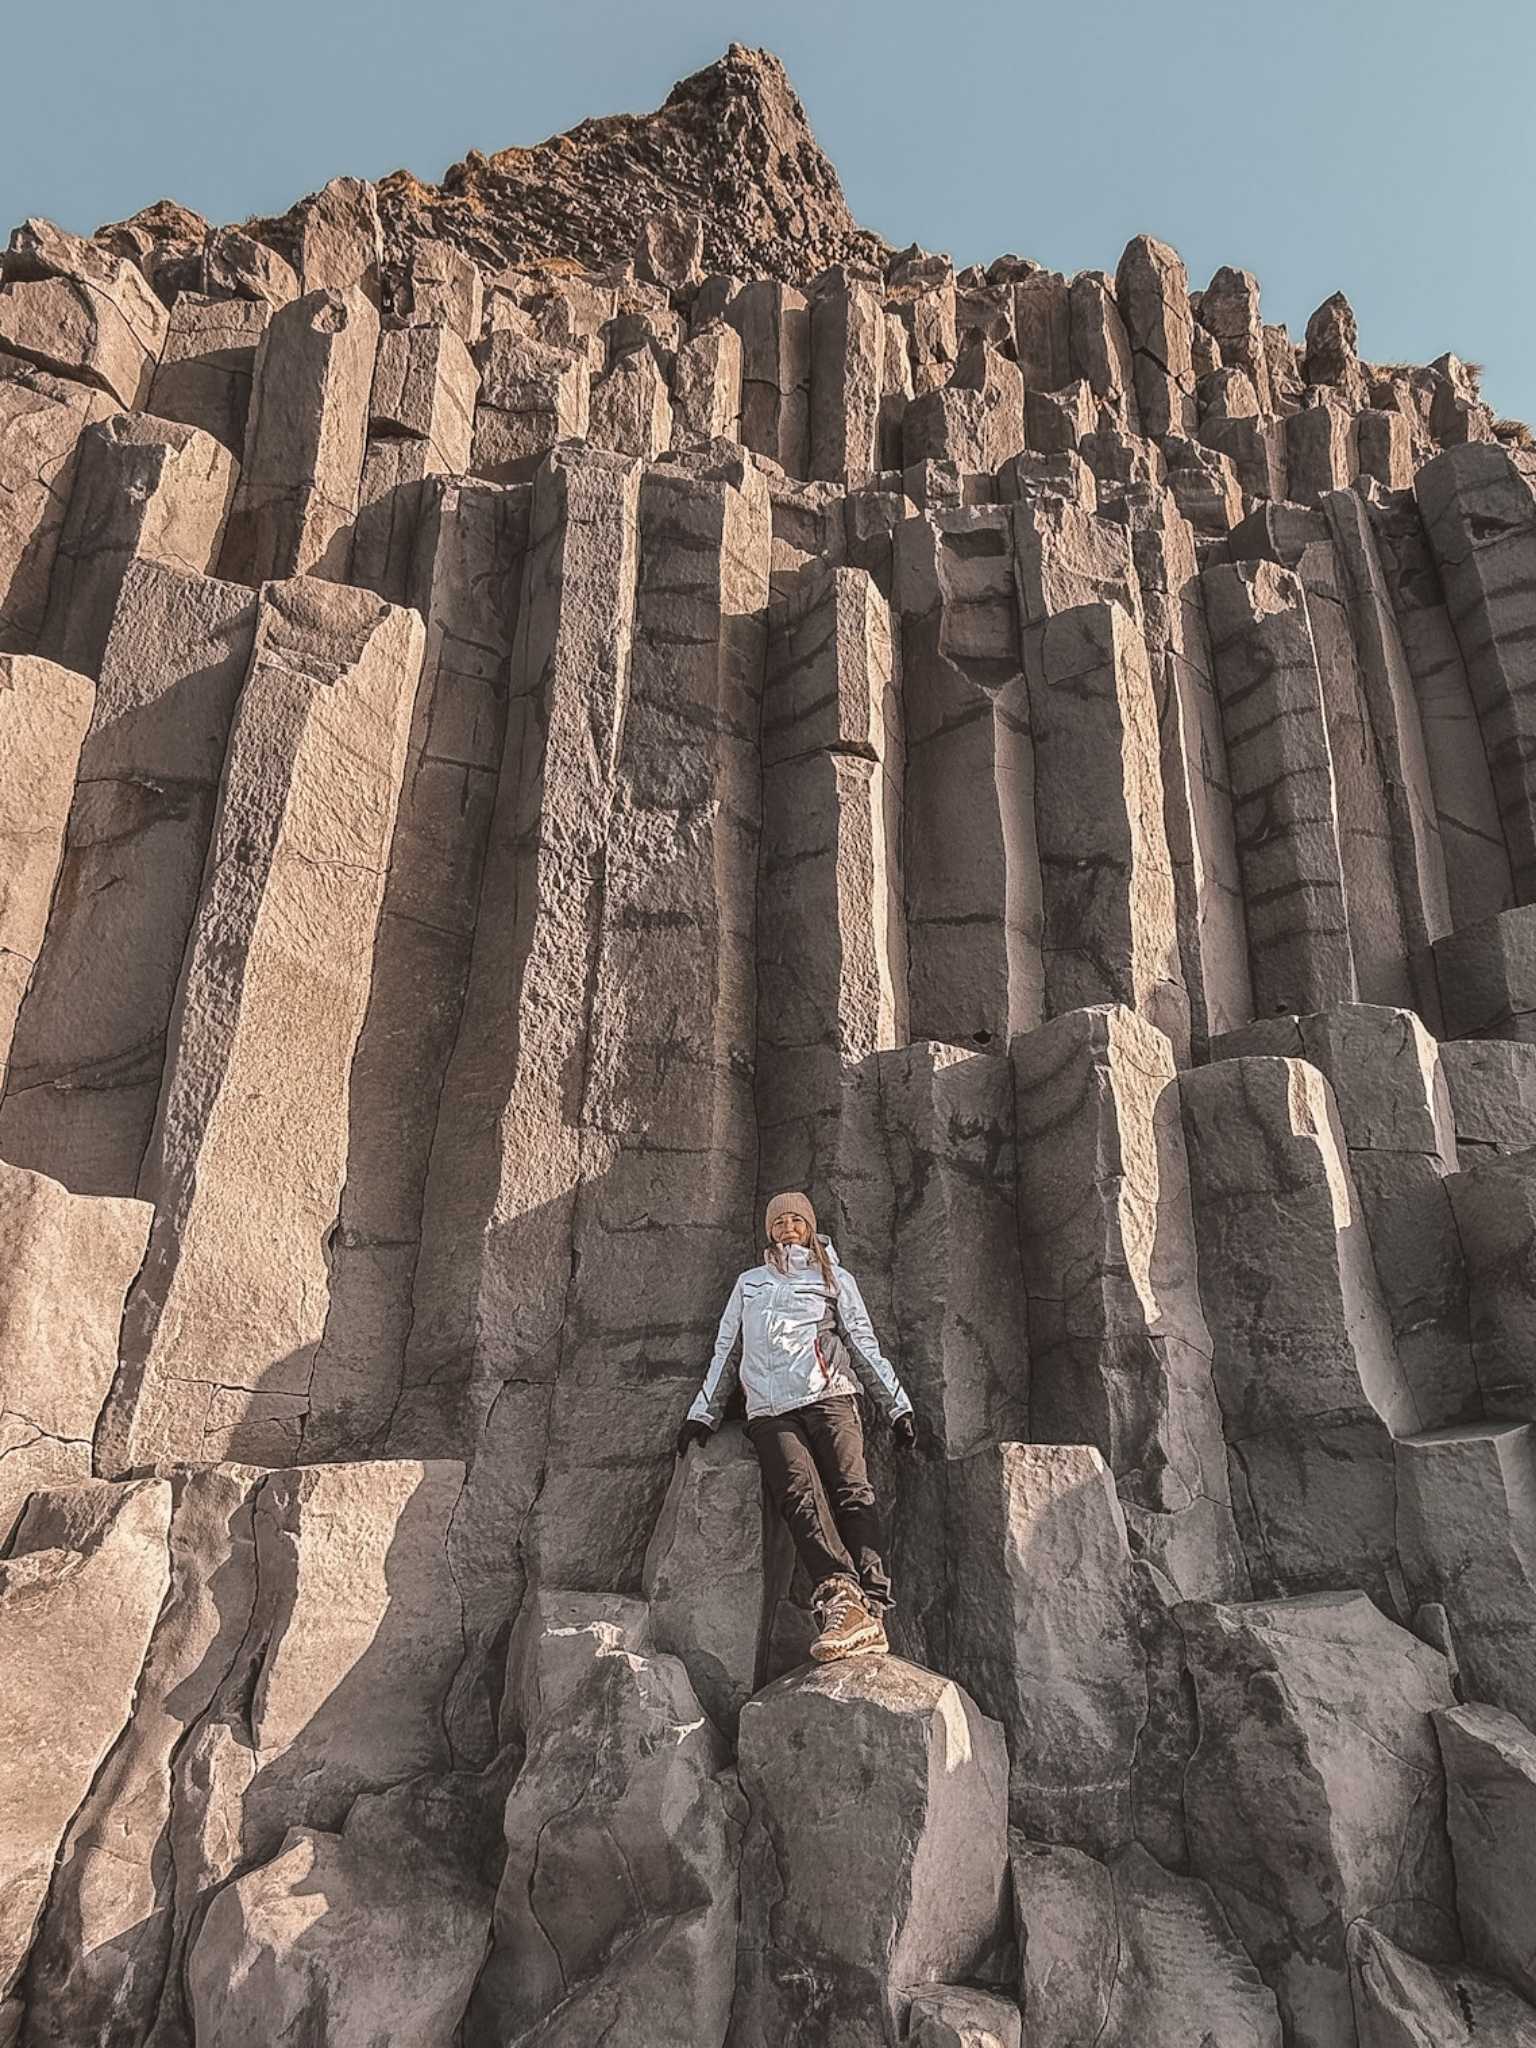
892 1412 918 1450
675 1419 713 1457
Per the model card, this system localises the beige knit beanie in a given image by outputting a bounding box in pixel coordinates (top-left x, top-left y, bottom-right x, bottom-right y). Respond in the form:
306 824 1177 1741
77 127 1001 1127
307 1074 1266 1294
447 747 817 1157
764 1189 817 1239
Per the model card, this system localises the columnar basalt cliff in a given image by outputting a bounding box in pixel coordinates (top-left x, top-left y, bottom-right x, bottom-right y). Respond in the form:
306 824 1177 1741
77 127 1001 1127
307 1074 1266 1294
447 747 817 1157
5 44 1536 2048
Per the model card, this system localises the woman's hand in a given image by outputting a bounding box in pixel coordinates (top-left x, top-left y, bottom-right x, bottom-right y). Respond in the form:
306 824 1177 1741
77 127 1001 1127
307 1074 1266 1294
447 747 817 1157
675 1419 713 1457
892 1413 918 1450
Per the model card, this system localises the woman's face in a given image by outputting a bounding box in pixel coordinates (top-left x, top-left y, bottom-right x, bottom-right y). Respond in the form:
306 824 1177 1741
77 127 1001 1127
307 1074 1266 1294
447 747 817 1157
770 1212 811 1247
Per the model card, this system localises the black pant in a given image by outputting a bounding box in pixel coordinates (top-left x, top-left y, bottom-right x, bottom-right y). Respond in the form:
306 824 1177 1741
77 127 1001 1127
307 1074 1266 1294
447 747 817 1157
746 1395 893 1611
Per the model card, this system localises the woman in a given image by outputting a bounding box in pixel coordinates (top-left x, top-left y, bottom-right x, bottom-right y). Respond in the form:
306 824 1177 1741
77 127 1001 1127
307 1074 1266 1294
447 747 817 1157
675 1190 917 1661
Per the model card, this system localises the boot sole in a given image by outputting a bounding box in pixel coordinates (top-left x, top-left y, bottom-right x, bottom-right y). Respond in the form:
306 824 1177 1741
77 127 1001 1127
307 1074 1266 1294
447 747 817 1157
811 1625 888 1661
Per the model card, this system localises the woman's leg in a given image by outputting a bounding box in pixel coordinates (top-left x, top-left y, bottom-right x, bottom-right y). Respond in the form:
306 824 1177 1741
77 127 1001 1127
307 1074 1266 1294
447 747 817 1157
798 1396 893 1611
747 1409 860 1591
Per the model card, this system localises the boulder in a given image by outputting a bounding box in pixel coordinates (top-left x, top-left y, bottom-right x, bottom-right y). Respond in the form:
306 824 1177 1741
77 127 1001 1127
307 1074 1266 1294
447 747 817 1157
1435 1703 1536 2002
1179 1591 1458 2048
0 247 167 408
907 1984 1023 2048
1348 1920 1536 2048
1011 1835 1280 2046
187 1777 492 2048
731 1656 1009 2047
472 1589 743 2045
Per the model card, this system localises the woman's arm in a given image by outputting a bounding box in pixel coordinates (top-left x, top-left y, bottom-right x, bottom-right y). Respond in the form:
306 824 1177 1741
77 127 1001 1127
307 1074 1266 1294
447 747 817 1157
835 1269 913 1421
685 1276 746 1428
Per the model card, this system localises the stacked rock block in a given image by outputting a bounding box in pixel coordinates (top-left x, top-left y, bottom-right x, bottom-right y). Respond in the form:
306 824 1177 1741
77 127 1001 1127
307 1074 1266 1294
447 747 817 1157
8 45 1536 2046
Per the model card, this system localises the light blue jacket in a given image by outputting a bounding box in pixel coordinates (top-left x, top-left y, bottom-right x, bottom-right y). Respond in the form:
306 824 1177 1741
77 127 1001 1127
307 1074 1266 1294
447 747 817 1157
687 1239 912 1427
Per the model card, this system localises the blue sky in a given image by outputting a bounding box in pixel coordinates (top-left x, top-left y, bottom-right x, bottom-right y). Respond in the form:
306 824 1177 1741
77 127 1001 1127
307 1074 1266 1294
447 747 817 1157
3 0 1533 422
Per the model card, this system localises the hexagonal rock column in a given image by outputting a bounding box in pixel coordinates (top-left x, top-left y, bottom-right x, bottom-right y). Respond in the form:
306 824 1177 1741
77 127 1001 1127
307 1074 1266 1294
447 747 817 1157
522 456 772 1599
894 504 1043 1049
303 477 531 1463
388 448 641 1652
0 1161 151 1542
756 560 905 1217
730 1656 1009 2048
0 652 94 1092
1012 1005 1243 1599
0 1479 173 2020
727 279 811 476
1115 236 1197 439
218 285 379 585
1441 1037 1536 1158
1022 601 1188 1058
0 562 257 1196
471 331 588 483
1434 903 1536 1040
1201 558 1357 1016
1180 1056 1412 1600
1396 1423 1536 1727
1010 1836 1280 2047
471 1588 744 2047
1215 1004 1475 1430
1178 1591 1458 2048
1436 1702 1536 2004
1446 1147 1536 1416
810 275 885 484
0 363 115 653
1119 484 1252 1055
1416 443 1536 902
1367 485 1515 932
22 1466 260 2046
36 410 238 678
945 1442 1145 1854
148 293 271 455
96 578 424 1472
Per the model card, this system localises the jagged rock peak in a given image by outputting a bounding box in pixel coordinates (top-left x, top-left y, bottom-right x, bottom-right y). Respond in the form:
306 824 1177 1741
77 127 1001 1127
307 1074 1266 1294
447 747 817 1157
358 43 891 286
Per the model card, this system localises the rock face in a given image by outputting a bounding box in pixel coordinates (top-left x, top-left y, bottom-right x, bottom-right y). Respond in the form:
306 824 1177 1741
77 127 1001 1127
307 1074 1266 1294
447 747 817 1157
5 40 1536 2048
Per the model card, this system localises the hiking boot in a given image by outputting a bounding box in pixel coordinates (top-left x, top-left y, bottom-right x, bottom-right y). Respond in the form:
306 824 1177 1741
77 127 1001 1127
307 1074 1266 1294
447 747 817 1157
810 1575 886 1661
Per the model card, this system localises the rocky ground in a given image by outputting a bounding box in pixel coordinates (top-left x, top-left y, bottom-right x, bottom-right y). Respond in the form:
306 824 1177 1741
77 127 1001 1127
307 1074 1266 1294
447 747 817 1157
3 40 1536 2048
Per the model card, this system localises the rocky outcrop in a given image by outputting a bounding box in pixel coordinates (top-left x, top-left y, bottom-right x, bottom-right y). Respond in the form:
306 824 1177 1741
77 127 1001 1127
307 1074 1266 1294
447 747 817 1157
6 39 1536 2048
732 1656 1009 2046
